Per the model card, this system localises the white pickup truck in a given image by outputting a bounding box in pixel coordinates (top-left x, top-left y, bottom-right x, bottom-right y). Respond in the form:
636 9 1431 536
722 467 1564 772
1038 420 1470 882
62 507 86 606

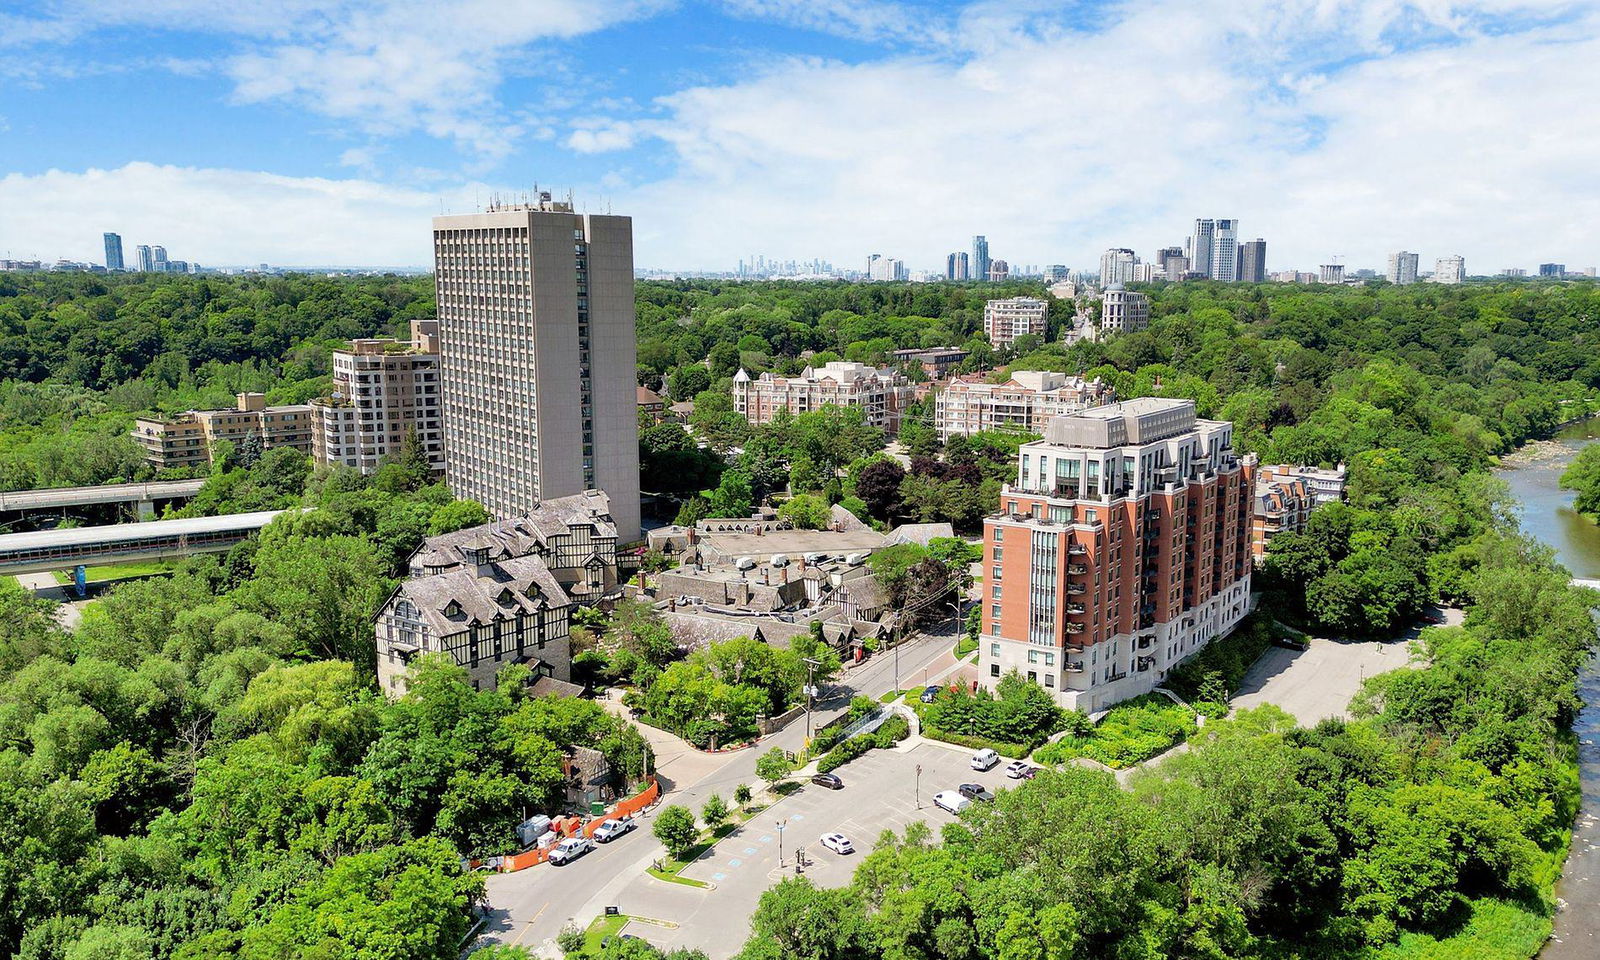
548 836 594 865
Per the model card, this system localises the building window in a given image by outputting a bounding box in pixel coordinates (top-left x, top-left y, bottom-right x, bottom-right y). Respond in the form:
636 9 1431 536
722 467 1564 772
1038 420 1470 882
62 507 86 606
990 663 1001 677
1044 673 1055 688
991 603 1001 619
1027 650 1038 664
990 643 1000 656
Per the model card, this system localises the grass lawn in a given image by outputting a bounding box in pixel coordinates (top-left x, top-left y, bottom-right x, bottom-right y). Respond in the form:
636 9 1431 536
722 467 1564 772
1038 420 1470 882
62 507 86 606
646 822 740 888
52 561 174 585
1371 897 1551 960
878 688 912 703
954 635 978 658
577 913 630 956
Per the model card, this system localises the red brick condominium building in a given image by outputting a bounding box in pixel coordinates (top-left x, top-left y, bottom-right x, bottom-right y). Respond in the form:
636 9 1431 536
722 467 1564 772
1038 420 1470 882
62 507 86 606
980 397 1254 713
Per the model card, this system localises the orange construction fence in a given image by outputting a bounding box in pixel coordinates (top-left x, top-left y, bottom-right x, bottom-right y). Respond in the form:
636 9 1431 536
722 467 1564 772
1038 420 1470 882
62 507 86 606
499 776 660 872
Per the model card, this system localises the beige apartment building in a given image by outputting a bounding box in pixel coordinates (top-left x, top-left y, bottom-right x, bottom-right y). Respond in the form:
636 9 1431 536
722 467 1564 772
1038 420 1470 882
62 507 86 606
983 296 1049 347
1099 285 1151 333
132 392 312 470
311 319 444 475
934 370 1114 439
732 361 917 434
432 194 641 543
980 398 1254 712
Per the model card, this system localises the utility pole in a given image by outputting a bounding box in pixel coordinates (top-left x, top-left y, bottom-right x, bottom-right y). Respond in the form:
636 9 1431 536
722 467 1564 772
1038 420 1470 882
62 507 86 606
802 658 820 739
776 819 787 867
915 763 922 809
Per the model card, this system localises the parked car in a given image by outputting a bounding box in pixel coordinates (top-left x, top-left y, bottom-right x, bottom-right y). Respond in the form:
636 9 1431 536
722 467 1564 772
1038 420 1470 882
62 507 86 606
547 836 593 865
971 748 1000 771
920 684 942 703
592 817 634 842
932 790 971 814
1271 635 1309 652
811 773 844 790
1018 765 1040 780
957 782 995 802
820 832 855 855
1004 760 1033 779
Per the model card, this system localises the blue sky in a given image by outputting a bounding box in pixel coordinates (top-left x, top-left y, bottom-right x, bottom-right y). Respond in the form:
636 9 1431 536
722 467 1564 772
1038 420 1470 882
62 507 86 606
2 1 1597 272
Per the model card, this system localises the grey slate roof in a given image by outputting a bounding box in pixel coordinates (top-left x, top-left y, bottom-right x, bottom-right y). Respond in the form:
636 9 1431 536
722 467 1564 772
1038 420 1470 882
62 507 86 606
397 553 571 639
883 523 956 547
410 491 615 573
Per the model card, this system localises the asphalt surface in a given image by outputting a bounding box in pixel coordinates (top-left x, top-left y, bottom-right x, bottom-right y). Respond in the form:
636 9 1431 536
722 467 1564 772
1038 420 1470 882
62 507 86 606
478 628 964 954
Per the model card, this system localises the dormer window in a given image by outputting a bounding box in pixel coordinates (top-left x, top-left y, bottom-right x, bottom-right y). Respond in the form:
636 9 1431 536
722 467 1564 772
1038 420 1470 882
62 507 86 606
444 600 463 618
497 588 516 606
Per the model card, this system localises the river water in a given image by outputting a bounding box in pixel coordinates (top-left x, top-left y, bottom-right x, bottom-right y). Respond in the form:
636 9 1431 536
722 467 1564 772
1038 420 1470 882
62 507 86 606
1497 418 1600 959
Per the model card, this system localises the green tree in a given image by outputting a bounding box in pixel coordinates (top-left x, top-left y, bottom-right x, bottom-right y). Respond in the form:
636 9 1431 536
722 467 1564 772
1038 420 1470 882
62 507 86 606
653 805 698 859
701 793 730 830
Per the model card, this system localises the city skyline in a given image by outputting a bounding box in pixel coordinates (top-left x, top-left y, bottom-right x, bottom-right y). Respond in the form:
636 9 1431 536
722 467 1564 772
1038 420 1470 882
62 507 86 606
0 2 1595 271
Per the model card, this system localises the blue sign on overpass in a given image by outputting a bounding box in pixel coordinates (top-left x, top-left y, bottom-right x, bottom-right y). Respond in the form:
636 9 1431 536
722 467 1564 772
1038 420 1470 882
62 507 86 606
0 510 286 575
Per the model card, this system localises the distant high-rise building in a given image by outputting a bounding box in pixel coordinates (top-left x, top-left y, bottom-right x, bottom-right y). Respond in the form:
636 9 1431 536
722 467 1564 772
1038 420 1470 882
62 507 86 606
1539 262 1566 277
103 233 124 271
972 235 991 283
1319 264 1345 284
152 246 168 272
1044 264 1069 281
867 255 906 281
135 244 154 272
1188 219 1217 279
1385 251 1420 285
988 259 1010 282
1236 238 1267 283
432 194 641 543
1434 255 1465 285
946 251 970 280
1155 247 1183 276
1500 267 1527 277
1210 219 1239 281
1099 248 1139 285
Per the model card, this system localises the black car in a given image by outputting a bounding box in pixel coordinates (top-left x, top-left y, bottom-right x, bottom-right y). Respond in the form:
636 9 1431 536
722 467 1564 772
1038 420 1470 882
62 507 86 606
957 782 995 802
919 684 942 703
811 773 844 790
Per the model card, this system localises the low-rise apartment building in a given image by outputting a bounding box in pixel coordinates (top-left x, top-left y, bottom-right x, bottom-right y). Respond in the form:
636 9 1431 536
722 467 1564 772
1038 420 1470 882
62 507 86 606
933 370 1114 439
979 398 1253 713
891 347 969 380
310 320 443 475
732 361 917 434
983 297 1048 348
375 490 621 695
1250 463 1348 562
132 392 313 470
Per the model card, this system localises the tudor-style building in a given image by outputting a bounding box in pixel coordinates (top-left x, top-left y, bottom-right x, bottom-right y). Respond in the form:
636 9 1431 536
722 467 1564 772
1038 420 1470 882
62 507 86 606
375 490 621 695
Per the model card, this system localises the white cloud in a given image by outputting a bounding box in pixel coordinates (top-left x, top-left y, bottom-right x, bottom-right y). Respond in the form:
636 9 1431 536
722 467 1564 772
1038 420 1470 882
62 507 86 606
5 1 669 157
0 162 478 266
566 120 644 153
606 0 1600 272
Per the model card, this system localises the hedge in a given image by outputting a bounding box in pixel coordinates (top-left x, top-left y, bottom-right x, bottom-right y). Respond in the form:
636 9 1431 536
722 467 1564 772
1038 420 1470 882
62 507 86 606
919 725 1030 761
1033 694 1197 769
816 714 910 774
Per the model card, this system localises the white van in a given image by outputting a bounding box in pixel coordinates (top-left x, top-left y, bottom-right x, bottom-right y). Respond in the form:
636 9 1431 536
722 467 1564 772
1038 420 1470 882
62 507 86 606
933 790 971 814
970 748 1000 771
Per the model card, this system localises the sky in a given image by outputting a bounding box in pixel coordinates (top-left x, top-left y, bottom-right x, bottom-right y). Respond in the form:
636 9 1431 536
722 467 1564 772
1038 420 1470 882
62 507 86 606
1 0 1597 273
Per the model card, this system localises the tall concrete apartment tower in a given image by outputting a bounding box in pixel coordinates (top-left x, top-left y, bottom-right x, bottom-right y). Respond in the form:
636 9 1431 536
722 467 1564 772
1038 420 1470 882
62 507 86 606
1237 238 1267 282
135 245 154 272
431 194 641 543
1188 219 1216 279
946 251 970 280
1386 251 1420 285
972 235 991 283
1209 219 1239 281
103 233 124 271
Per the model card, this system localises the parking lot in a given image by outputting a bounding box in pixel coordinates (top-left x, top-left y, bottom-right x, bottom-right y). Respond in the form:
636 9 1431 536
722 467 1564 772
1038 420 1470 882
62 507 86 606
616 740 1020 958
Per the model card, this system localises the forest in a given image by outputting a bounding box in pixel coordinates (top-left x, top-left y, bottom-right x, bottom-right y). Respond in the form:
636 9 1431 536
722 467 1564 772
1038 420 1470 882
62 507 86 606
0 271 1597 959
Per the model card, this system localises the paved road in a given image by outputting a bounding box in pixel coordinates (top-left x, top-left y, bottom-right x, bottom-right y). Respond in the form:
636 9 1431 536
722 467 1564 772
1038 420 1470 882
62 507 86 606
480 629 964 953
12 572 89 630
1230 609 1463 725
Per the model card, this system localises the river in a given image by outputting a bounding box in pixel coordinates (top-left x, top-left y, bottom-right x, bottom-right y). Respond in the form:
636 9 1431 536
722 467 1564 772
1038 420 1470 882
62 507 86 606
1497 417 1600 960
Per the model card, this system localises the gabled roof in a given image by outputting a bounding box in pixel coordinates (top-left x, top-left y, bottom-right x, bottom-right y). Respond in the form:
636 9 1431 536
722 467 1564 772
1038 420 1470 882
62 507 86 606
409 491 616 572
393 553 572 639
883 523 955 547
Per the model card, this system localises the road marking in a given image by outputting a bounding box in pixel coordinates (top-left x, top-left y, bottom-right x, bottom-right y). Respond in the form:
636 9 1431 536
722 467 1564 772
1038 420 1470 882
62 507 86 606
743 847 757 855
508 901 549 947
713 872 727 882
728 859 742 867
791 814 804 820
758 835 772 842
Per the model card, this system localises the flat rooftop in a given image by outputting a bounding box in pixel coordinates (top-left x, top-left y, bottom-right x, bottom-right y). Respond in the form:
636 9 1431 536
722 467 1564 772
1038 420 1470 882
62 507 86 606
0 510 286 550
697 526 885 560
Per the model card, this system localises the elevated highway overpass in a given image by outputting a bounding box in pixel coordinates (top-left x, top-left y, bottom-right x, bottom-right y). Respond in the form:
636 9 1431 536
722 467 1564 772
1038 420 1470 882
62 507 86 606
0 479 207 520
0 510 285 576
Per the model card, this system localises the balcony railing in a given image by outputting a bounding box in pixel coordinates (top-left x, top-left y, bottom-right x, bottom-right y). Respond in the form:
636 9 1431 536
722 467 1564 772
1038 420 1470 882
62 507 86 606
1065 661 1085 673
1067 563 1087 575
1065 603 1086 615
1066 583 1086 596
1065 622 1085 635
1068 544 1087 556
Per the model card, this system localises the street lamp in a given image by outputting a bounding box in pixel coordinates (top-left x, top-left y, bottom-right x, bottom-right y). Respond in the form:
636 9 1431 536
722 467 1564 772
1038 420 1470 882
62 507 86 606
802 658 820 739
776 819 787 867
915 763 922 809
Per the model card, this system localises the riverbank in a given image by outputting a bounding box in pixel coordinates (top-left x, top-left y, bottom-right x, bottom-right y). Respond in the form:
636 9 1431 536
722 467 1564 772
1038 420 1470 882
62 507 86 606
1496 417 1600 960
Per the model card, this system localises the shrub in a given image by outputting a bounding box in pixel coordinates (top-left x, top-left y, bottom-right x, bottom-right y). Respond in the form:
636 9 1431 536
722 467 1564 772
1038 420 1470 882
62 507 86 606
733 783 752 807
1164 613 1273 700
755 747 793 785
1034 694 1198 769
918 726 1030 760
815 714 910 773
922 670 1062 750
556 927 585 955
